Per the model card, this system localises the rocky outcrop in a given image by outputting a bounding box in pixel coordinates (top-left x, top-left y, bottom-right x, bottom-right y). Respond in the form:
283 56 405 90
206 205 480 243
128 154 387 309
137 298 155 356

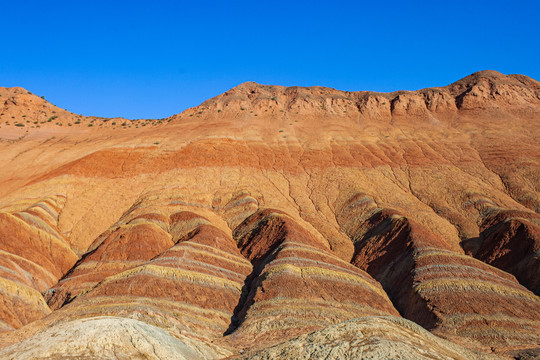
21 204 248 355
45 208 174 309
449 70 540 112
177 70 540 121
234 316 495 360
0 316 227 360
224 209 399 348
61 221 252 340
0 196 77 332
0 71 539 358
476 208 540 295
338 198 540 352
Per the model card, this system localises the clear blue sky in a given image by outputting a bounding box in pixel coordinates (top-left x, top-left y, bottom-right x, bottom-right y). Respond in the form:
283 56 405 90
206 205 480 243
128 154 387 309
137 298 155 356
1 1 538 119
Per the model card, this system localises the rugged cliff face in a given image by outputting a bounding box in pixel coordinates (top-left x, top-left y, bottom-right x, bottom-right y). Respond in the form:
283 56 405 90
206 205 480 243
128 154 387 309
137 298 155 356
0 70 539 359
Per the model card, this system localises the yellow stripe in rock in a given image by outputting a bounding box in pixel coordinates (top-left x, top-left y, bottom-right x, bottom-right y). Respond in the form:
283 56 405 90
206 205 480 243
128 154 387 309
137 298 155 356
263 264 387 298
0 277 51 311
414 278 539 302
103 264 244 291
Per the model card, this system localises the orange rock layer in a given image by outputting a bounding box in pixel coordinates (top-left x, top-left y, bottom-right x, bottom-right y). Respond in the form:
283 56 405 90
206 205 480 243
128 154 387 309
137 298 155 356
0 71 538 358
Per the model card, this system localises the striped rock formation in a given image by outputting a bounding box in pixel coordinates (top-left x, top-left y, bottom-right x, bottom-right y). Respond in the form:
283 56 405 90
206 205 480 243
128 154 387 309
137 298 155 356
234 316 493 360
59 219 252 341
476 208 540 296
0 196 77 332
45 206 174 309
0 71 539 358
224 209 400 348
218 191 261 230
14 208 251 358
338 195 540 352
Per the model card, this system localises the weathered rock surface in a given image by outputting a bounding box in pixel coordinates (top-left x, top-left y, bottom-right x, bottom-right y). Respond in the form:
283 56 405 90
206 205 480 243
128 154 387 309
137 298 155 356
0 196 77 332
233 316 498 360
61 220 252 341
45 204 175 309
0 316 225 360
476 208 540 295
338 199 540 352
224 209 399 348
0 70 539 358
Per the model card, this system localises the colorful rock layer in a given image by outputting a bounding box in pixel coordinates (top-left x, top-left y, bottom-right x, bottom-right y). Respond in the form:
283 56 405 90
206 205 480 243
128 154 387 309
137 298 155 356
0 71 539 358
339 198 540 351
227 209 400 348
0 196 77 332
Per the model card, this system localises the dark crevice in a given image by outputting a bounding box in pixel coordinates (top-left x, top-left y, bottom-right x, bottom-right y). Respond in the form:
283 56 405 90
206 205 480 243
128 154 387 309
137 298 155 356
223 210 289 336
341 207 441 330
223 248 279 336
474 214 540 295
460 236 481 256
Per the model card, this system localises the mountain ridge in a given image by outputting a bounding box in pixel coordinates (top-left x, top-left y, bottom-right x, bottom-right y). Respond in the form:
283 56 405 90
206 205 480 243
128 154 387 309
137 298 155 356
0 70 538 359
2 70 539 127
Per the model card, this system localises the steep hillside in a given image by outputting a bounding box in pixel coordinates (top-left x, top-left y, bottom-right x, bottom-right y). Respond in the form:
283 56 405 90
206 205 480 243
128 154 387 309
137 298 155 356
0 70 538 359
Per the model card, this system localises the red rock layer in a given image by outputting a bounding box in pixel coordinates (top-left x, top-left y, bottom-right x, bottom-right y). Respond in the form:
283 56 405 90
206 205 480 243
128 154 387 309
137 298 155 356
219 191 260 230
51 216 252 342
0 71 538 357
225 209 399 348
476 208 540 295
0 196 77 332
29 137 518 182
45 210 174 309
339 199 540 352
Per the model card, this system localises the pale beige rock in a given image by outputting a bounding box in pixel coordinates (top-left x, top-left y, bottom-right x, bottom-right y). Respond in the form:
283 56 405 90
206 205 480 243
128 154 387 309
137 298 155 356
0 316 229 360
234 316 501 360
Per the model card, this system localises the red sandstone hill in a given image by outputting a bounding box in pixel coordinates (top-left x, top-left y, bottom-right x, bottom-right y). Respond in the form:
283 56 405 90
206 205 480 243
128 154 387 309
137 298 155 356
0 70 539 359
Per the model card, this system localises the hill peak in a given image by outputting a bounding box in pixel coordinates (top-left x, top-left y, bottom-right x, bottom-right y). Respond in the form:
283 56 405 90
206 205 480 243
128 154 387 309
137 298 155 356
174 71 540 122
447 70 539 89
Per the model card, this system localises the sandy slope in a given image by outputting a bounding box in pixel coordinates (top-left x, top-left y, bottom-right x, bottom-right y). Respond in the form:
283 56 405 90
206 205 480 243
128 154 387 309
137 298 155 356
0 70 538 359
